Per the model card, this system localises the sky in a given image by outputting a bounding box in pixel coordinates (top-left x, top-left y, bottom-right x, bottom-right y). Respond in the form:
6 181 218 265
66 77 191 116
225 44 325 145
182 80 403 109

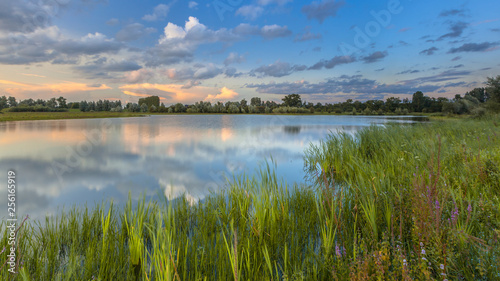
0 0 499 105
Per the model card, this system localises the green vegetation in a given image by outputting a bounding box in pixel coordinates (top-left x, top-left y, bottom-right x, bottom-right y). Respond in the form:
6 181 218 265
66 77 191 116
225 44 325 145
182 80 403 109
2 115 500 280
0 110 146 122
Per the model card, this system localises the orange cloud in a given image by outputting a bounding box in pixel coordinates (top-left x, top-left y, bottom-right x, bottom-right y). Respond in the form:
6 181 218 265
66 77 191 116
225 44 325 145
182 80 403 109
204 87 239 102
0 80 111 98
120 83 215 104
122 90 151 98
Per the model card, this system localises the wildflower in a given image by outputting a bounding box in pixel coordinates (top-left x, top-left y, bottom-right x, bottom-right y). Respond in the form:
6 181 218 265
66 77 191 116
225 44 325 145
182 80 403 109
440 264 445 270
435 200 440 210
467 203 472 214
422 257 427 261
420 242 423 247
335 243 341 258
421 249 426 255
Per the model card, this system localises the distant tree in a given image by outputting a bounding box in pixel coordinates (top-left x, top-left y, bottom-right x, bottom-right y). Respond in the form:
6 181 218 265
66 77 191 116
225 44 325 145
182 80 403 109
0 96 7 110
412 91 425 112
138 96 160 108
140 103 148 112
385 97 401 112
250 97 262 106
57 96 67 108
465 88 487 103
79 101 88 111
174 103 186 113
46 98 57 108
149 105 157 112
282 94 302 107
7 96 17 107
103 100 110 111
486 75 500 103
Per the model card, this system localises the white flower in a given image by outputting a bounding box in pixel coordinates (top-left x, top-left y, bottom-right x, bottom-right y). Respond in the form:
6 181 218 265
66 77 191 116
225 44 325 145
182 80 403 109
440 264 444 270
421 249 426 255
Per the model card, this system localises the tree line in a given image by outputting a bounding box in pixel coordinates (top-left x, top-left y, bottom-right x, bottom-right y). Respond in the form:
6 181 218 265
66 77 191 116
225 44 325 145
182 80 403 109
1 76 499 115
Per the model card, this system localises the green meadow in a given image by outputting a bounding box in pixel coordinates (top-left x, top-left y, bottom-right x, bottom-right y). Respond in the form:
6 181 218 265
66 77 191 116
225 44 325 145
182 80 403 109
1 115 500 280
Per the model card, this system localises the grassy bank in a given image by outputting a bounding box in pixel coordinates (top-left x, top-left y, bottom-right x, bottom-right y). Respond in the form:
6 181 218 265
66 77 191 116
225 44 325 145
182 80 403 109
0 110 147 122
1 108 441 122
1 116 499 280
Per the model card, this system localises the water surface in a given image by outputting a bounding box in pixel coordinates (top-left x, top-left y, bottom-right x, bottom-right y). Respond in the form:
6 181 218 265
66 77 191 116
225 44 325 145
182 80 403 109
0 115 421 220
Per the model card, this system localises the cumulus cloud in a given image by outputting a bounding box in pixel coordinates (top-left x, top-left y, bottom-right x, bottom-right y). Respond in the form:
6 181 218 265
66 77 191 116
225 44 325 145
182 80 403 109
142 4 170 21
115 23 156 42
165 64 222 81
188 1 198 9
56 32 124 56
252 61 306 77
301 0 345 24
447 42 498 53
362 51 388 63
0 26 124 65
0 0 54 32
74 59 142 79
420 47 438 56
260 24 292 39
236 5 264 20
145 17 291 66
204 87 239 101
123 69 156 83
308 55 356 70
224 52 246 66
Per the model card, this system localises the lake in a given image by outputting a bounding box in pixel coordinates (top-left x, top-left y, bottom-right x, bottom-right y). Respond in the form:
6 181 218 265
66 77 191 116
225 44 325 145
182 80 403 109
0 115 422 220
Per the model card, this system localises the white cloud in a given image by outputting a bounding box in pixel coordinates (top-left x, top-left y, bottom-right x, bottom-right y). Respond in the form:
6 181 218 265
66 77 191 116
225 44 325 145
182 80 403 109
142 4 170 21
123 69 156 83
260 24 292 39
236 5 264 20
224 52 246 66
145 17 292 66
188 1 198 9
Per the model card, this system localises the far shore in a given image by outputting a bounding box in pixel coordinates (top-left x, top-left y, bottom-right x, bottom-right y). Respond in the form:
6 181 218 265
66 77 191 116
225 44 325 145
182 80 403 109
0 109 448 123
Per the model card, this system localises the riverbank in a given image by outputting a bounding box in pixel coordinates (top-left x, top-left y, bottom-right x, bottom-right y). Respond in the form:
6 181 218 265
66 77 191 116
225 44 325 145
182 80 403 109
1 115 499 280
0 108 453 122
0 110 148 122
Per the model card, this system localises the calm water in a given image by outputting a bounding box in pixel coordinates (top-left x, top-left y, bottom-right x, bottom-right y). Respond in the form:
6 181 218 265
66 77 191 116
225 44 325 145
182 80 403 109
0 115 421 220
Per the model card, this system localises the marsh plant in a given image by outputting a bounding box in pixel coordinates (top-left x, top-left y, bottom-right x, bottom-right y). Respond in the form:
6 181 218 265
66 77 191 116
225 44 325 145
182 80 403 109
1 116 500 280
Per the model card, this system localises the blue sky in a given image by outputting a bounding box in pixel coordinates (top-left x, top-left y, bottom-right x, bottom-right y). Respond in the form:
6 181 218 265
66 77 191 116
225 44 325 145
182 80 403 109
0 0 499 104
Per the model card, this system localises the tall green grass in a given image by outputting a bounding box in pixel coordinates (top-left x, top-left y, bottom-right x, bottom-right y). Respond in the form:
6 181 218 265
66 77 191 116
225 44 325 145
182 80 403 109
1 116 499 280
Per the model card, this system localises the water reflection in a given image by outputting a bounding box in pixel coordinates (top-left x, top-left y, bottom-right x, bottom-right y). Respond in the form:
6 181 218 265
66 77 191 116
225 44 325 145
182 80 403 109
0 115 420 221
284 126 301 134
